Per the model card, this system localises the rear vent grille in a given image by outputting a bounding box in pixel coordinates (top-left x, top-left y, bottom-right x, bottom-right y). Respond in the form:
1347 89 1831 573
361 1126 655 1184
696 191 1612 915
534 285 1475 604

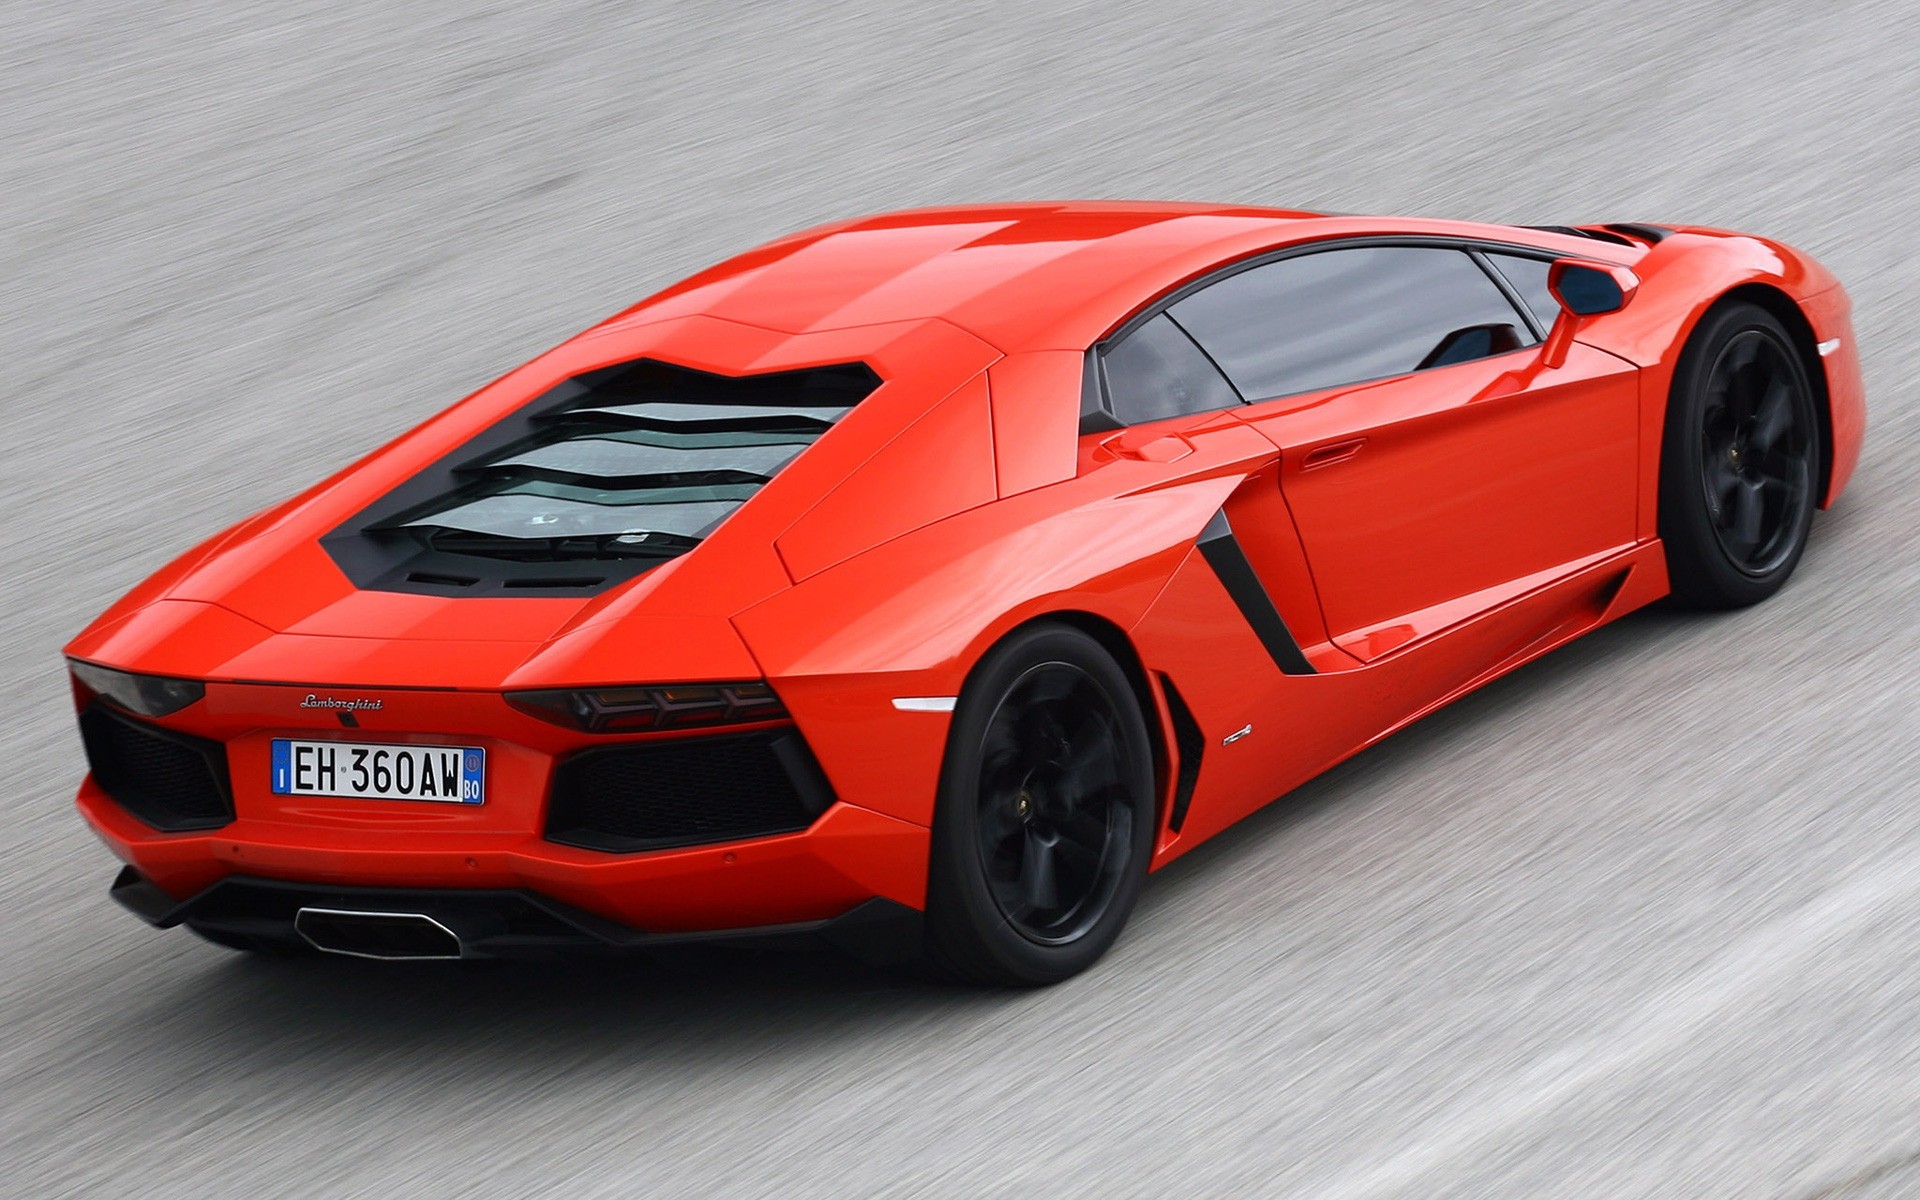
545 730 834 853
1525 223 1671 247
80 706 233 831
503 575 604 589
323 358 881 596
1599 222 1671 244
1525 224 1636 247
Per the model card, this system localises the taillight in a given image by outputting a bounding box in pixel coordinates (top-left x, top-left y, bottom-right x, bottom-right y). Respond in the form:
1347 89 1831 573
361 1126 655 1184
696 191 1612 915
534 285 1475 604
506 682 787 733
67 660 205 718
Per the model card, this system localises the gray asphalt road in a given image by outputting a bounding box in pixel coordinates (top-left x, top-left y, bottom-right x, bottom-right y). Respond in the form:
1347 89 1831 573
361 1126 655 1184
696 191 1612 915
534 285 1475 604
3 2 1917 1196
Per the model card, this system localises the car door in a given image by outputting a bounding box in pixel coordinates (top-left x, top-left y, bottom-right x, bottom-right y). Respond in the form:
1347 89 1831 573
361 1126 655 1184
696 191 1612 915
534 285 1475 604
1089 307 1343 669
1166 242 1641 660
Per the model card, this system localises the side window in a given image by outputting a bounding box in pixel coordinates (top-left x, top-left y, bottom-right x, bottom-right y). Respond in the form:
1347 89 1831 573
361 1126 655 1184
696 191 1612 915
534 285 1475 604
1483 252 1563 334
1099 313 1241 425
1168 246 1535 401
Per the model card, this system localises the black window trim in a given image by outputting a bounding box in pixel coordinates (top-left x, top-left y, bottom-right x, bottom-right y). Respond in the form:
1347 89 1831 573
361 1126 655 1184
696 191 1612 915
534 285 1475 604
1084 235 1575 430
1470 246 1565 342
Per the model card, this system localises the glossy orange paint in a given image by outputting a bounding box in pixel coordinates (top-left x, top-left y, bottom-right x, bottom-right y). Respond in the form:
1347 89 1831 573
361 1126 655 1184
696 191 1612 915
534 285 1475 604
65 202 1865 943
1238 339 1641 655
1797 282 1866 505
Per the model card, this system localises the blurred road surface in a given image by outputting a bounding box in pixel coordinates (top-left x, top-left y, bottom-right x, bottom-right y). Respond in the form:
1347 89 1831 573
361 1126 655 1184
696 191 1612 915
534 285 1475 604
3 2 1917 1196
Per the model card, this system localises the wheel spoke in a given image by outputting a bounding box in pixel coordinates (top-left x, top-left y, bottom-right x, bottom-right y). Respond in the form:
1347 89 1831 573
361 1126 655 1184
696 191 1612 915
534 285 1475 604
1055 805 1110 852
1020 828 1060 914
1726 478 1765 557
1750 375 1794 455
1703 460 1740 523
1724 333 1762 382
1056 726 1119 786
1728 377 1758 425
978 718 1026 776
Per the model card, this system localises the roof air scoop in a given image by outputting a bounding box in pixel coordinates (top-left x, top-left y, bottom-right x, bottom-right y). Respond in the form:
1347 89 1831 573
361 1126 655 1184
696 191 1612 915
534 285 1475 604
322 359 881 595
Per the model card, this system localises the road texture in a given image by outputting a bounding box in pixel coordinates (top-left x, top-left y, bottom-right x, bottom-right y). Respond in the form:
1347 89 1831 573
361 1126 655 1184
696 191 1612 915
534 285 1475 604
3 2 1918 1196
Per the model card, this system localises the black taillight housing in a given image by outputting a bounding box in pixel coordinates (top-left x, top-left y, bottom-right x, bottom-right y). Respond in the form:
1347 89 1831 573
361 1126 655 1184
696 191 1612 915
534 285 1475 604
506 682 787 733
68 659 206 718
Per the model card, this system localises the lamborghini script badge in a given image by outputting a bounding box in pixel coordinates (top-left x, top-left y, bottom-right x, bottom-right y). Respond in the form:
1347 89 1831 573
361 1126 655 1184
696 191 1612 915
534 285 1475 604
300 693 384 712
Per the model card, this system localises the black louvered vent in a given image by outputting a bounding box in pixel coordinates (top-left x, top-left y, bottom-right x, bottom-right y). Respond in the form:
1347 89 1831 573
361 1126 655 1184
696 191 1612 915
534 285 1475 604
80 706 233 831
545 729 835 853
323 359 880 596
1160 675 1204 833
1524 223 1669 248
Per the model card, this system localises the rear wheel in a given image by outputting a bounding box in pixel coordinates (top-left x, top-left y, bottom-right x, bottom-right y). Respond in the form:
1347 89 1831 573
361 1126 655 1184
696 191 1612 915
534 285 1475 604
1658 302 1822 608
924 624 1155 986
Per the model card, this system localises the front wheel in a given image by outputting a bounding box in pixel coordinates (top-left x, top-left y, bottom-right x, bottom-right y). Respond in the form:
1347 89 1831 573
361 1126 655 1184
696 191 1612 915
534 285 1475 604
1658 302 1822 608
924 624 1156 986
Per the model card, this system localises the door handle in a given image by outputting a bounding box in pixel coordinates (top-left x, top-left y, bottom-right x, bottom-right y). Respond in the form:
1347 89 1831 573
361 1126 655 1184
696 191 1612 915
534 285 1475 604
1301 438 1366 470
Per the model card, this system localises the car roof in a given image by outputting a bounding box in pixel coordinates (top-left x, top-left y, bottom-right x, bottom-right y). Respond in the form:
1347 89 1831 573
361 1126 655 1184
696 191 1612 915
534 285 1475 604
596 201 1613 355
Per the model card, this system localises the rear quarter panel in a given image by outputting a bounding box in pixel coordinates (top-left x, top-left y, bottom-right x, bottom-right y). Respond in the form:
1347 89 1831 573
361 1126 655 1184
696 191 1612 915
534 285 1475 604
735 470 1252 829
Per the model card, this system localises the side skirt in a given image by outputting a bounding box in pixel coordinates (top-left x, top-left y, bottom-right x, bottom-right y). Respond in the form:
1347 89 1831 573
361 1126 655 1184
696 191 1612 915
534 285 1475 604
1144 540 1669 866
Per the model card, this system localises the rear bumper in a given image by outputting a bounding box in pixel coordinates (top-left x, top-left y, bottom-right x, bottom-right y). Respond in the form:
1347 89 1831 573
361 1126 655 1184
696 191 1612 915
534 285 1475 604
111 865 924 963
78 775 932 937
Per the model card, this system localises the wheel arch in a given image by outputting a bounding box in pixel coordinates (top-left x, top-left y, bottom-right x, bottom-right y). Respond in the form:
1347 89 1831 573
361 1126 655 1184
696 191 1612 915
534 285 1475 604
968 610 1175 842
1702 282 1836 506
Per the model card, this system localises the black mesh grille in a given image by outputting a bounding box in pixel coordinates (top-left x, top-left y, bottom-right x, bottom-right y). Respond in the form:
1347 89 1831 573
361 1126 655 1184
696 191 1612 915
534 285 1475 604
79 706 233 831
545 729 832 853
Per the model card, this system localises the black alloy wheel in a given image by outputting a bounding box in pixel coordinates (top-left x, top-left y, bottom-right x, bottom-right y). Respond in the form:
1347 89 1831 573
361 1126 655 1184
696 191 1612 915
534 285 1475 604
1697 330 1816 571
1660 302 1822 608
975 663 1133 943
925 624 1155 986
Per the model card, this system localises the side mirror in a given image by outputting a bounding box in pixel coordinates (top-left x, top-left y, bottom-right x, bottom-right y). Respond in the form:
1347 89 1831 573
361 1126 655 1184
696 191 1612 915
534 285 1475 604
1540 259 1641 368
1547 259 1639 316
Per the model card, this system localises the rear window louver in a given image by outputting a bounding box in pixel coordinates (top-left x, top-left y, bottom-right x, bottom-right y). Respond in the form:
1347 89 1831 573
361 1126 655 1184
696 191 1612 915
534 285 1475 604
322 359 881 596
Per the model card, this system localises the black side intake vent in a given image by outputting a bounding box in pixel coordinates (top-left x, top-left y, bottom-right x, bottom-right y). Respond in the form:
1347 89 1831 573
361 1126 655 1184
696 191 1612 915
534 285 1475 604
545 729 835 853
1160 675 1204 833
323 358 881 596
80 706 233 831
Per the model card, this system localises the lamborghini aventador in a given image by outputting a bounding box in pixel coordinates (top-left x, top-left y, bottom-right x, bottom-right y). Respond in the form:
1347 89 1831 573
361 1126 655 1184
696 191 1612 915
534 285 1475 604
66 202 1864 984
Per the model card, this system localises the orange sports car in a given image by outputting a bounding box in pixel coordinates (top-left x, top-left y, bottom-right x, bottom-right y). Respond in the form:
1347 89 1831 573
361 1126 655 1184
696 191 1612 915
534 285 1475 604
67 202 1864 984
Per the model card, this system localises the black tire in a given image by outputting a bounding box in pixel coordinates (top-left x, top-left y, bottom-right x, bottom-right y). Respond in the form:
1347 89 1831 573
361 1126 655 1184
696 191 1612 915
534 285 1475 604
1658 301 1822 609
189 924 314 957
924 623 1156 986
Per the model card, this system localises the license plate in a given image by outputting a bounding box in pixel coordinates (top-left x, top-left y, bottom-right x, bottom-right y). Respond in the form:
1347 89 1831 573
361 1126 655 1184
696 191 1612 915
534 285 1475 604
270 739 485 804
